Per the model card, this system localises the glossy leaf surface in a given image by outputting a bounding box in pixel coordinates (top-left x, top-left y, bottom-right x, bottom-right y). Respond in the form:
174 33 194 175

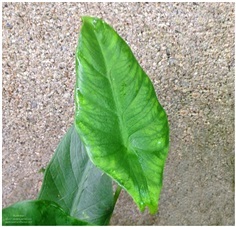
38 125 114 225
75 17 169 213
2 200 90 226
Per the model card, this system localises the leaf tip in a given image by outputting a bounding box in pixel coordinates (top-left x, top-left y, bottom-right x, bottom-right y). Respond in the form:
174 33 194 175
137 201 158 215
81 16 102 29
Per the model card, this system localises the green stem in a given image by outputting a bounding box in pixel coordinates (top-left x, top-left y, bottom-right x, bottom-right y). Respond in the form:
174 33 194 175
105 184 122 225
113 184 122 207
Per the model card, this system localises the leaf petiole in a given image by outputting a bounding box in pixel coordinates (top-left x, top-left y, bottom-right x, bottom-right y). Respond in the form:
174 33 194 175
113 184 122 207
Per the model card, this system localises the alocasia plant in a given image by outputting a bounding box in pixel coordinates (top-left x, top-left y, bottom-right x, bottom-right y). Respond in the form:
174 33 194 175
2 16 169 225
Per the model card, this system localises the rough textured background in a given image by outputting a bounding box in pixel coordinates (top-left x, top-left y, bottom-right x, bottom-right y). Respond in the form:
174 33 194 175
2 2 235 225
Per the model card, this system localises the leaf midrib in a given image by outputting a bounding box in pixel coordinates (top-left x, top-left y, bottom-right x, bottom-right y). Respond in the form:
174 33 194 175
96 30 152 206
92 28 129 149
91 25 151 199
82 20 154 208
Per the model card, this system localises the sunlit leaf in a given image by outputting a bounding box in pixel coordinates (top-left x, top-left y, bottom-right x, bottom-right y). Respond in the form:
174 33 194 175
75 16 169 213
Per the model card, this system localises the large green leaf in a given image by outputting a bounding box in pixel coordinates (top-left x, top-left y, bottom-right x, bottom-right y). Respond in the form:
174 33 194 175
2 200 90 225
38 125 114 225
75 16 169 213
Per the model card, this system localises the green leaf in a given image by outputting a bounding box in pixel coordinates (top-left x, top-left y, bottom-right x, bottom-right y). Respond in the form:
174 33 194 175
75 16 169 213
2 200 90 225
38 125 114 225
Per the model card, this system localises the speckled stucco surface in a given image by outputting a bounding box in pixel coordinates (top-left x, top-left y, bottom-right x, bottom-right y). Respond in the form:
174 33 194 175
2 2 235 225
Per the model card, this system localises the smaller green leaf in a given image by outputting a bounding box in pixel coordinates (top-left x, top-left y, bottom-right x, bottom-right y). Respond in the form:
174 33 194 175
2 200 90 226
38 125 114 225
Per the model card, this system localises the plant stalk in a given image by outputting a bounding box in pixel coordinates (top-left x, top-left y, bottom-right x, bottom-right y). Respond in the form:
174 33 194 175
105 184 122 225
113 184 122 207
